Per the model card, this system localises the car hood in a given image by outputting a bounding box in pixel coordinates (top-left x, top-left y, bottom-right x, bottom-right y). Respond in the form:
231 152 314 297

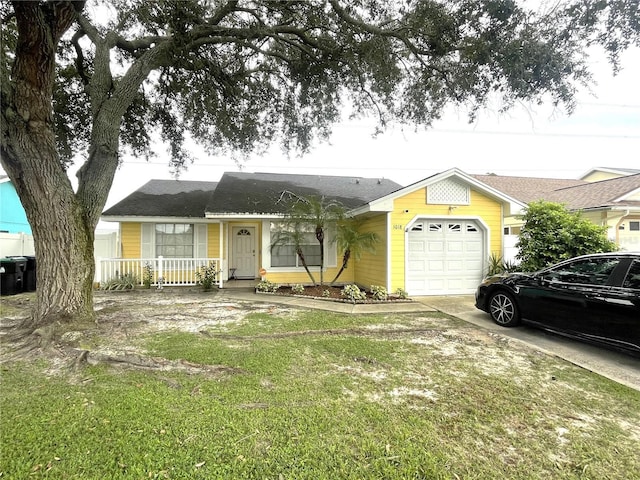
481 272 534 286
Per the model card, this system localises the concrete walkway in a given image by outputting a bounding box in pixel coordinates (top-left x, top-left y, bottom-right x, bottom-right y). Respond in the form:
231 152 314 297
218 288 640 392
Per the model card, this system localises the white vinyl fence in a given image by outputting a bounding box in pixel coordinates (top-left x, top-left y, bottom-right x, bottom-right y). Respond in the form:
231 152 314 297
0 232 35 257
96 257 223 288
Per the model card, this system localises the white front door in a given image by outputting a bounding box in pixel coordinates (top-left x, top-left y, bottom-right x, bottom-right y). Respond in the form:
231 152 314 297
231 227 256 279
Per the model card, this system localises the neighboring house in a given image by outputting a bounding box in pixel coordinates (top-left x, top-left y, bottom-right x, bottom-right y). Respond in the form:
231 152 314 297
579 167 640 183
472 172 640 252
0 175 32 234
102 169 525 295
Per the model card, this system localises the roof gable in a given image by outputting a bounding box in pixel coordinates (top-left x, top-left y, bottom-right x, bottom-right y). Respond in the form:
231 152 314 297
356 168 526 215
205 172 402 215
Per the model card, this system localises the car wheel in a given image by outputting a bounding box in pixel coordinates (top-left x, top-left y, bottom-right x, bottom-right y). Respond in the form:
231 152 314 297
488 291 520 327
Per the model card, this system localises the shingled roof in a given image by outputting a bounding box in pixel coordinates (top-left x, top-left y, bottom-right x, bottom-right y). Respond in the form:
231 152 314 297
471 174 587 204
102 180 218 217
205 172 402 214
544 173 640 210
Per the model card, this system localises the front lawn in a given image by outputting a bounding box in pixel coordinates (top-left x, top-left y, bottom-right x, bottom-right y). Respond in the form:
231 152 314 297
1 291 639 479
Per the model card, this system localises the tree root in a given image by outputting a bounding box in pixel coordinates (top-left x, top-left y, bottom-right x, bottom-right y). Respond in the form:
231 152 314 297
67 348 242 378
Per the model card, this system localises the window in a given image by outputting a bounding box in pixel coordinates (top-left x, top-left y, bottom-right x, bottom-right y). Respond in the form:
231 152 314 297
155 224 194 258
270 222 321 267
544 257 620 286
630 221 640 231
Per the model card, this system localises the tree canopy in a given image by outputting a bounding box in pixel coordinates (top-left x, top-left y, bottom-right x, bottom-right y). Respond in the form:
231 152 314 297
0 0 638 329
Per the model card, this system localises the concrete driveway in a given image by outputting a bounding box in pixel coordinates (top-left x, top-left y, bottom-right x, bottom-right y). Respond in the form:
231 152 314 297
416 295 640 392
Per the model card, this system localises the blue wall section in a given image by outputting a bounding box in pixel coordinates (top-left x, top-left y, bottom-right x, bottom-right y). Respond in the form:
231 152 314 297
0 180 32 234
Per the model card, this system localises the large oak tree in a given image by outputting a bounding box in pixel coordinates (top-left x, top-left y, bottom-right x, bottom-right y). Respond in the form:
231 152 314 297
0 0 637 334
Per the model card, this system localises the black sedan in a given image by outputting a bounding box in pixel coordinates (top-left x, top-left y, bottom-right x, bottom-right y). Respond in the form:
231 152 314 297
475 252 640 356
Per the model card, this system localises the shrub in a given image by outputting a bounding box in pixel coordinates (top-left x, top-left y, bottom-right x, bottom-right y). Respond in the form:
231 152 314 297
370 285 388 300
195 263 219 291
291 284 305 294
486 253 520 277
256 280 280 293
394 288 408 299
341 284 366 302
101 273 138 291
516 201 617 271
142 262 154 289
322 289 332 297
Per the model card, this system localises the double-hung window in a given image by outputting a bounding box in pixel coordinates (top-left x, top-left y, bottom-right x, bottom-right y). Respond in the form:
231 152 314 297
270 222 321 267
155 224 194 258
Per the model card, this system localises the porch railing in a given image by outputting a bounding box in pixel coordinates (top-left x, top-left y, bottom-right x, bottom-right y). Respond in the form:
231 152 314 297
96 257 224 288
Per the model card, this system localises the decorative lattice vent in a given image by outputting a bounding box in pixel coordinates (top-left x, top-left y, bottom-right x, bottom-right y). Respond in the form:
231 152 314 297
426 179 470 205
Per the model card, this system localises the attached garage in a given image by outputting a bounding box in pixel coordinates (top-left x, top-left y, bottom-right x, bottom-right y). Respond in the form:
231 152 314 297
406 218 486 295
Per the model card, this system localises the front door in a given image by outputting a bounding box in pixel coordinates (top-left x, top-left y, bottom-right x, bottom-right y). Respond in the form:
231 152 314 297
231 227 256 279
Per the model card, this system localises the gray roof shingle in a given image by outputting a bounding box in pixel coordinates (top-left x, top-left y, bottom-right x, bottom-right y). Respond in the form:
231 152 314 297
102 179 218 217
205 172 402 214
102 173 402 218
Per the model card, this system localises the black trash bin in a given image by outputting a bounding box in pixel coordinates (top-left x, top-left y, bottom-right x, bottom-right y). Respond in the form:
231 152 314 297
23 256 37 292
0 256 27 295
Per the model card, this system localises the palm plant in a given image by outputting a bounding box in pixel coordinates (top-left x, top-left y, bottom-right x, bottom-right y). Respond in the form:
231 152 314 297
271 222 318 286
285 195 345 286
330 219 380 286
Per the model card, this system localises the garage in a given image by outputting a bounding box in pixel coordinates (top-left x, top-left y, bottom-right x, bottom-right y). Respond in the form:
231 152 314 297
406 218 485 295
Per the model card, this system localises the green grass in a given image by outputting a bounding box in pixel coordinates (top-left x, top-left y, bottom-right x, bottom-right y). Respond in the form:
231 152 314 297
2 308 639 479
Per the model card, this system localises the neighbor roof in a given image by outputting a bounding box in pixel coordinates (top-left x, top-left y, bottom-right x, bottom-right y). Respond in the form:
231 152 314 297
471 174 587 204
579 167 640 179
102 179 218 217
205 172 402 215
543 173 640 210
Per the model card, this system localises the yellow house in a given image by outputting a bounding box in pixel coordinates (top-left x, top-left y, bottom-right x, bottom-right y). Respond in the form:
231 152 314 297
101 168 525 295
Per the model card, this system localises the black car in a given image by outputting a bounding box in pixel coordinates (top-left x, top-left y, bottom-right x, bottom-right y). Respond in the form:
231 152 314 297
475 252 640 356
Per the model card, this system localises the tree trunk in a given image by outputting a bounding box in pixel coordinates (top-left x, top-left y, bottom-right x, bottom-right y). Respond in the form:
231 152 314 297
2 1 97 331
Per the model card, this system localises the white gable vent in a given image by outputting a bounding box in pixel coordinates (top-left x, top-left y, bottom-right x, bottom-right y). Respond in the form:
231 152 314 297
427 178 470 205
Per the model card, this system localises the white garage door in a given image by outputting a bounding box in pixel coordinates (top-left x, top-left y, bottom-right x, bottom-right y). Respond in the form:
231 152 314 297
406 219 484 295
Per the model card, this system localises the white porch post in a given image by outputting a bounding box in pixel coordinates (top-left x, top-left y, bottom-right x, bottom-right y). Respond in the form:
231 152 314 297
157 256 164 283
219 222 224 288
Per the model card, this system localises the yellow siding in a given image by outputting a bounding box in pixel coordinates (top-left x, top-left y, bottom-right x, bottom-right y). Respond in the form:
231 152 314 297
264 266 351 286
207 224 222 259
582 171 625 182
353 214 388 288
121 223 141 258
387 188 503 292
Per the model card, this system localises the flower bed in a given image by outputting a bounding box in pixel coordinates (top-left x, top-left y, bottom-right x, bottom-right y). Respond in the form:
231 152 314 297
256 284 413 304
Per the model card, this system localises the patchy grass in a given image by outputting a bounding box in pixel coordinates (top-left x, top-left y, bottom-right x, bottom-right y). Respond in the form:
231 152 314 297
1 294 639 479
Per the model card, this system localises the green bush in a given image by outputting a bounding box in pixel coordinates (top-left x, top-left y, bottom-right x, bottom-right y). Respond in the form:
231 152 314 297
341 284 366 302
195 263 219 291
370 285 388 300
394 288 408 299
256 280 280 293
101 273 138 291
291 284 305 294
142 262 154 289
516 201 617 272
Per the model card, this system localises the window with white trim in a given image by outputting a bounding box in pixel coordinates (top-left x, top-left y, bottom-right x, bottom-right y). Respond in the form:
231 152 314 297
155 224 194 258
270 222 321 267
630 221 640 231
